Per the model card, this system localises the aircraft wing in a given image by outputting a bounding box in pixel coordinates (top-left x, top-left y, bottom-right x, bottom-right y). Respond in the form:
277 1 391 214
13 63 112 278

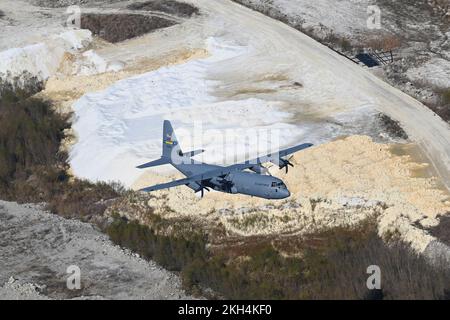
139 164 252 192
140 176 198 192
242 143 314 166
139 143 313 192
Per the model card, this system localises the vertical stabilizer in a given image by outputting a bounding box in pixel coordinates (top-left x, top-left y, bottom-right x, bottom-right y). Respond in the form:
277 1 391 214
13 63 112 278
162 120 182 160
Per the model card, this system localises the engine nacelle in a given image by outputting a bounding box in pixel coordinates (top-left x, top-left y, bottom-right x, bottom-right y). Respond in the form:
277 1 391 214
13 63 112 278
187 181 202 192
276 157 294 173
249 164 268 175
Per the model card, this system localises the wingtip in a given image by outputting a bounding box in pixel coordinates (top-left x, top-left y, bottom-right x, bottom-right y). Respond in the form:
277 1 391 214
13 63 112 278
139 186 152 192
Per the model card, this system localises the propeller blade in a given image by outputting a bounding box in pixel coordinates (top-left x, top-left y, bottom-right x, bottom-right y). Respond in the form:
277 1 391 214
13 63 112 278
278 158 294 174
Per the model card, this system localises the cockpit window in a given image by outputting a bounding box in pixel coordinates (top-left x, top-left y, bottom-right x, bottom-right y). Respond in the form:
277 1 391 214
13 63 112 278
272 182 285 188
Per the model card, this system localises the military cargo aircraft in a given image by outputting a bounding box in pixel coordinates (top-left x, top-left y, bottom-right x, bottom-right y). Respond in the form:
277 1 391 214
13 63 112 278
137 120 313 199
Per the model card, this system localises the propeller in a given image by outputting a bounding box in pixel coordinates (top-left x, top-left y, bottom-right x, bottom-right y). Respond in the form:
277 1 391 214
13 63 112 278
196 181 210 198
279 156 294 174
249 164 269 175
218 177 235 193
200 186 210 198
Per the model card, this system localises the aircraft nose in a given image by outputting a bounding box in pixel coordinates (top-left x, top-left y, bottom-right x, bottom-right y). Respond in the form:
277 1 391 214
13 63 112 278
282 189 291 199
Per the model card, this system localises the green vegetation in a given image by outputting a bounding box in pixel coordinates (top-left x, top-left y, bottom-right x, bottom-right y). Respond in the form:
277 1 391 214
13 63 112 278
377 113 409 140
80 13 177 43
0 87 68 196
434 89 450 123
0 87 120 219
107 216 207 272
127 0 200 18
442 89 450 105
106 216 450 299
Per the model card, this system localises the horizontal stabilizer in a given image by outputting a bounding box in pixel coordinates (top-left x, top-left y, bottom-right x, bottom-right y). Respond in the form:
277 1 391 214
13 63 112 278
182 149 205 158
136 157 170 169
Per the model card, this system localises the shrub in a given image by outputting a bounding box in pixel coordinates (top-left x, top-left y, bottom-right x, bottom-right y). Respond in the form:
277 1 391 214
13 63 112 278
106 217 208 271
80 13 177 43
0 88 69 195
127 1 200 18
377 113 409 140
442 89 450 105
365 35 402 51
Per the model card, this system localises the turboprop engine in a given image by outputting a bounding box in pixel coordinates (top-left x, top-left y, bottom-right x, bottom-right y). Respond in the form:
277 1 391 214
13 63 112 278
249 164 269 175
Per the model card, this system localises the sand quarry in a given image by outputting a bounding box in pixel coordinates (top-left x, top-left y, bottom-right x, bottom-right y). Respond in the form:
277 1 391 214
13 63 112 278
2 0 449 255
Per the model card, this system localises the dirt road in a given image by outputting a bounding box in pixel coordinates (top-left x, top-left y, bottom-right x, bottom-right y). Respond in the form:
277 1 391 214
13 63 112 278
191 0 450 190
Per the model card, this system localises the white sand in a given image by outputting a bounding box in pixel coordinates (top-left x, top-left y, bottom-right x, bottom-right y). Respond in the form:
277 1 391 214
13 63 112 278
0 30 92 83
69 38 299 186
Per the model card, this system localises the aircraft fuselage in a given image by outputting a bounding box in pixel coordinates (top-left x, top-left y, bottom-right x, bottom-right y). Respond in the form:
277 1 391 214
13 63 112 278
137 120 311 199
174 162 290 200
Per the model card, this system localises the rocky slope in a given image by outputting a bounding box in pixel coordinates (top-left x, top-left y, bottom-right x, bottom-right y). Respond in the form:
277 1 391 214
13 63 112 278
0 200 193 300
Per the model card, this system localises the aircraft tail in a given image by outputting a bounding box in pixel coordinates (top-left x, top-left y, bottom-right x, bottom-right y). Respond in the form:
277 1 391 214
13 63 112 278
162 120 181 159
137 120 204 169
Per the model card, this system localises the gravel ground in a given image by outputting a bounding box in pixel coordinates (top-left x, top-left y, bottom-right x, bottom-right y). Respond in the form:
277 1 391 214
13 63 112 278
0 200 194 300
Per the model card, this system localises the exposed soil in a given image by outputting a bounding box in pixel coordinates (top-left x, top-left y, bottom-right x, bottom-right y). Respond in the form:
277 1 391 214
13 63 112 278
127 0 200 18
81 13 177 43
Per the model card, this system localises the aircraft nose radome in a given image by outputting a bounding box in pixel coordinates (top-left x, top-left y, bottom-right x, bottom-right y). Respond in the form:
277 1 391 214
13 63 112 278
281 189 290 199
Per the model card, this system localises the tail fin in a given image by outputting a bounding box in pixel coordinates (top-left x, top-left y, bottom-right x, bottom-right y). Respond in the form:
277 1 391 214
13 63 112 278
162 120 182 159
137 120 205 170
136 120 180 169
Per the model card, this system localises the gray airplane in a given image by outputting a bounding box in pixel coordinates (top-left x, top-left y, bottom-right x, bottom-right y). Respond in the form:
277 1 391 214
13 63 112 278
137 120 313 199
